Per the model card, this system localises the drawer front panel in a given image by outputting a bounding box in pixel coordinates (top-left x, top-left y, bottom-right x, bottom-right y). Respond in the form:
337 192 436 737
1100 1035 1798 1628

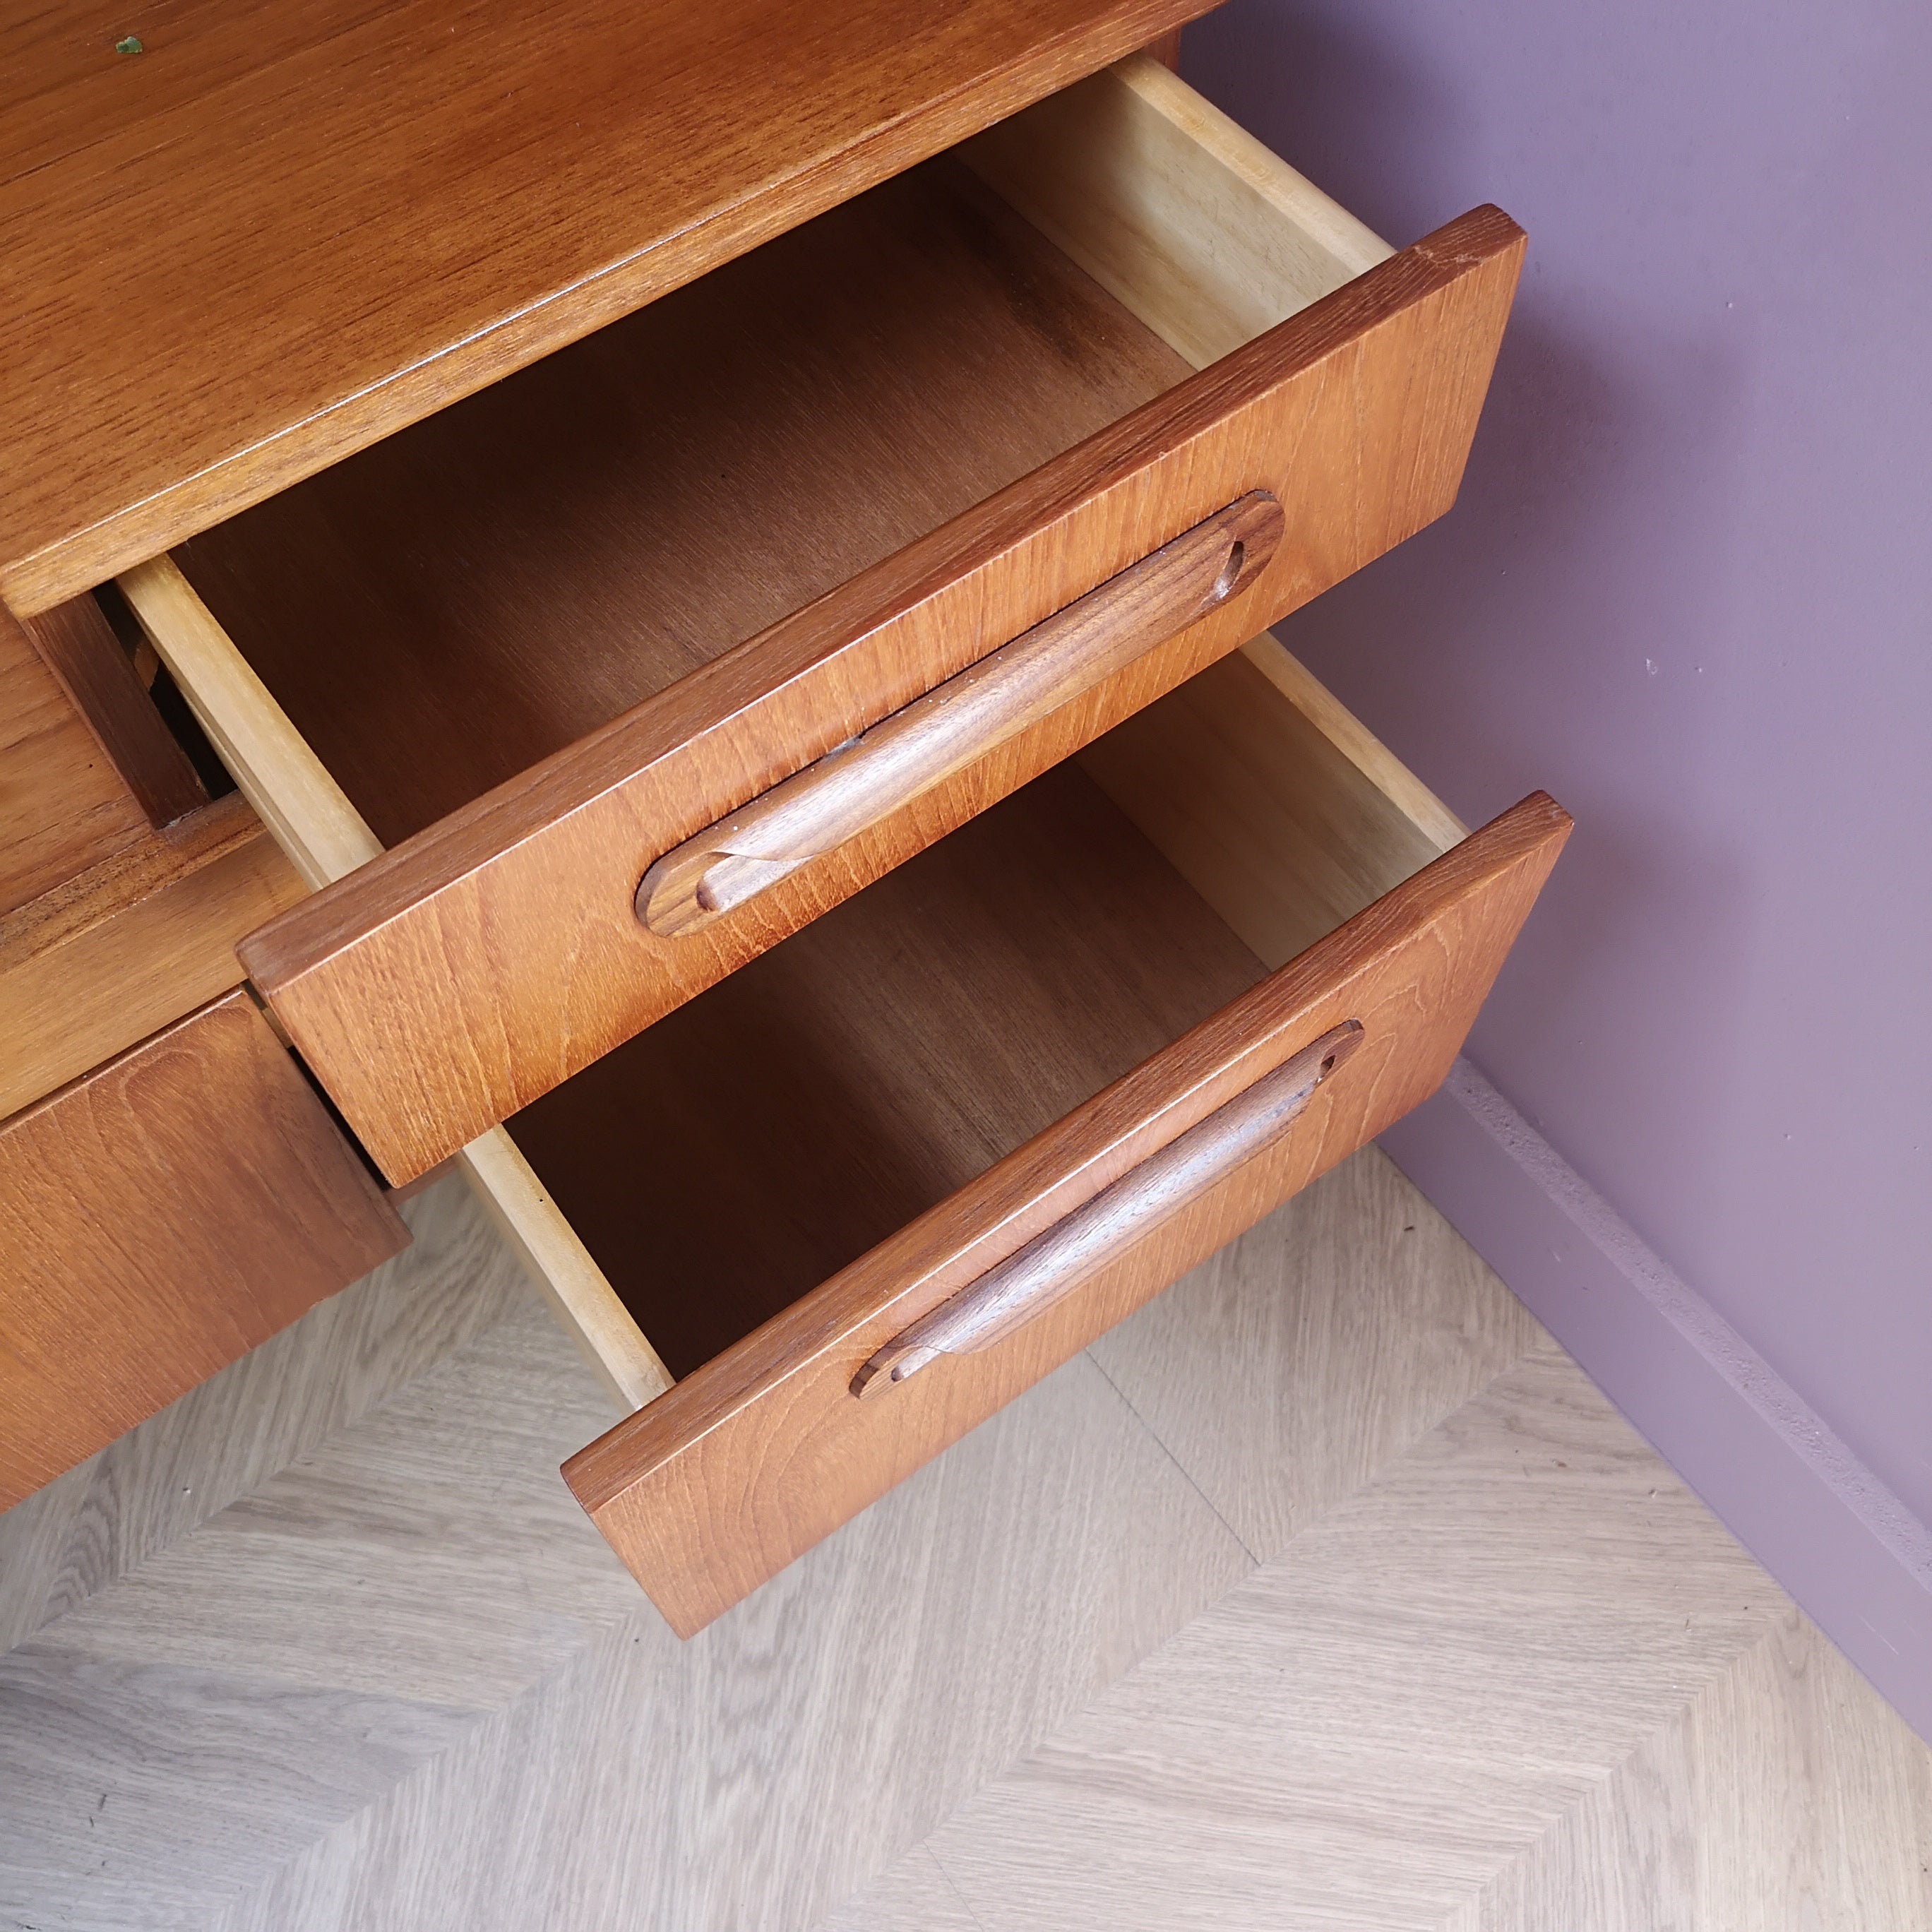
0 990 409 1508
237 205 1526 1186
564 792 1568 1637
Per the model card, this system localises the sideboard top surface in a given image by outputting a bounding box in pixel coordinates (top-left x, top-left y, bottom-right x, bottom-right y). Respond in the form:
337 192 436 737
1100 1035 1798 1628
0 0 1209 619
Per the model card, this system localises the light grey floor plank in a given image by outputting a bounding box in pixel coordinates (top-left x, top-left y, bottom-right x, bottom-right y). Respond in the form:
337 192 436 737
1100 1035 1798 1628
23 1297 643 1708
8 1150 1928 1929
0 1647 476 1920
821 1844 987 1932
206 1349 1251 1932
919 1343 1804 1931
0 1862 223 1932
1457 1609 1932 1932
1090 1147 1542 1562
0 1179 524 1652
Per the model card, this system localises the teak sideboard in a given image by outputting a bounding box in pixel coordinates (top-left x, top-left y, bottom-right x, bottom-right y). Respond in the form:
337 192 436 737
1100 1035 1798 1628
0 4 1568 1636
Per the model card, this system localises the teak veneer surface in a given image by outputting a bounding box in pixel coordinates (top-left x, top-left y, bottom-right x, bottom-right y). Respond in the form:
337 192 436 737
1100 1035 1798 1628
566 791 1573 1634
0 991 409 1510
508 763 1268 1379
0 0 1214 616
0 792 307 1118
19 595 208 829
197 199 1524 1183
175 162 1194 848
0 604 149 917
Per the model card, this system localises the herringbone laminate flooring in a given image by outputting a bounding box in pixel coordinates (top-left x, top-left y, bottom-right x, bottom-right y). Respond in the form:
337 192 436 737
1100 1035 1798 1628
3 1149 1926 1928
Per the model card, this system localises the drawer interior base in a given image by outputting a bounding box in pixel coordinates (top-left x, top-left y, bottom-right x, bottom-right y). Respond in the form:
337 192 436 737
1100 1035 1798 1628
160 56 1395 860
506 761 1262 1377
504 636 1456 1383
172 161 1193 849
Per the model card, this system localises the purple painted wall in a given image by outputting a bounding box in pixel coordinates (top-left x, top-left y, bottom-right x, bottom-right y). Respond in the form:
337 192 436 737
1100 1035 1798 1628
1183 4 1932 1527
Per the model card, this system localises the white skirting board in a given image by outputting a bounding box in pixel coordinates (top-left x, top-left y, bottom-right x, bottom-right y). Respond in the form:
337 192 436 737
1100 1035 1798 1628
1381 1056 1932 1745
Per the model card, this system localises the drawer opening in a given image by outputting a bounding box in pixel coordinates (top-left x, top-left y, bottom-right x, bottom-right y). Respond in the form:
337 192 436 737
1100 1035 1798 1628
150 56 1392 857
554 652 1565 1640
122 54 1522 1189
508 759 1260 1380
505 637 1457 1384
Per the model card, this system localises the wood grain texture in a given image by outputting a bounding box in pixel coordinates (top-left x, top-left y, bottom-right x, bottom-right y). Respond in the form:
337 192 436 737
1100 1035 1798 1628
1088 1147 1542 1561
823 1847 986 1932
6 1152 1924 1928
113 549 659 1412
509 763 1272 1387
0 601 148 918
19 593 206 826
963 52 1397 371
0 991 409 1510
852 1023 1361 1396
0 792 307 1117
636 491 1282 937
172 164 1192 852
0 1178 525 1657
221 203 1525 1183
0 0 1221 616
1461 1608 1932 1931
0 1187 1250 1932
313 1351 1241 1931
564 792 1569 1636
910 1344 1831 1932
0 1643 480 1919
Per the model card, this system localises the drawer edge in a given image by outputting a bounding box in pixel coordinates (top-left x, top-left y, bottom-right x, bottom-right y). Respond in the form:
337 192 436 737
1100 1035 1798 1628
564 794 1570 1635
1236 631 1470 856
962 52 1397 372
460 1128 672 1414
116 558 672 1415
0 989 410 1508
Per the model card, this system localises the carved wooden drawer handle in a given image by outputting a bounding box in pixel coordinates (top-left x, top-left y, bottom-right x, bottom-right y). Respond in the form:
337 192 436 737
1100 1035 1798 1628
851 1019 1362 1400
637 491 1284 936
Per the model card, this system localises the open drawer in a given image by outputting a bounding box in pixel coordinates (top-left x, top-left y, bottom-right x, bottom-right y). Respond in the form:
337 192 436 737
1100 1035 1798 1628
120 54 1526 1186
549 652 1568 1632
102 54 1565 1633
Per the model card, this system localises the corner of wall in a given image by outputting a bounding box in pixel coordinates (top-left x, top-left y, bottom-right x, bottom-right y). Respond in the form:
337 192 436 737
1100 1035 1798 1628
1381 1058 1932 1744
